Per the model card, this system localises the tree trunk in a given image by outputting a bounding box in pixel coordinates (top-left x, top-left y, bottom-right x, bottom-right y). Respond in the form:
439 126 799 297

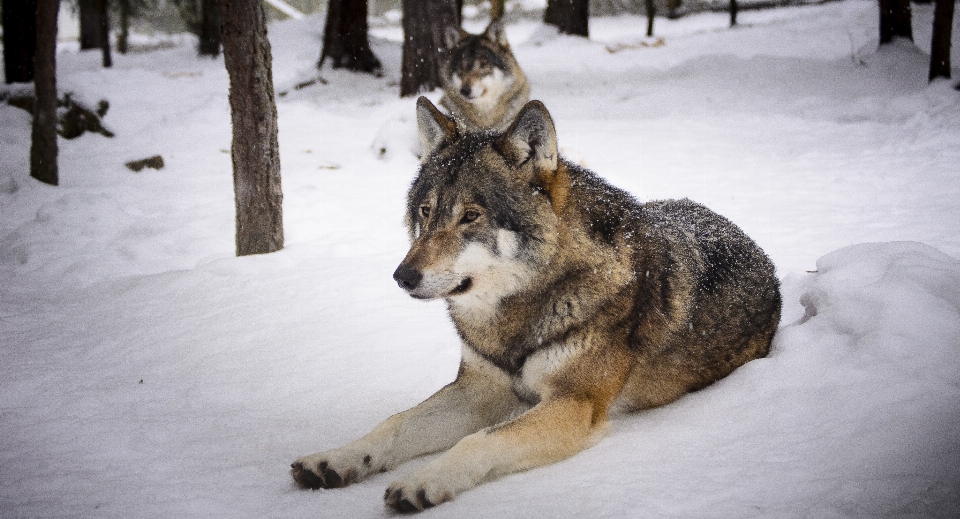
400 0 459 97
2 0 38 83
99 0 113 67
118 0 130 54
220 0 284 256
929 0 954 81
198 0 223 57
32 0 60 186
545 0 589 37
645 0 655 37
79 0 104 49
490 0 505 19
730 0 738 26
319 0 382 74
878 0 913 44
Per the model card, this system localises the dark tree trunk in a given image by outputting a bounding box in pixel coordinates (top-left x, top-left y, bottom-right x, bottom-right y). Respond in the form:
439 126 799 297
2 0 38 83
118 0 130 53
490 0 504 20
198 0 222 57
319 0 381 74
667 0 682 19
79 0 104 49
645 0 655 37
99 0 113 67
400 0 459 97
929 0 954 81
878 0 913 44
730 0 738 26
32 0 60 186
545 0 589 37
220 0 284 256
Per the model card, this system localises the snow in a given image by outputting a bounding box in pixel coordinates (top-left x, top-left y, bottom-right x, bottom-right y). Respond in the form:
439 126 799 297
2 1 960 517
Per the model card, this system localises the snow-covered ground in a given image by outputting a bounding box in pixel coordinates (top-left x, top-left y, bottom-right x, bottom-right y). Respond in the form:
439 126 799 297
2 1 959 517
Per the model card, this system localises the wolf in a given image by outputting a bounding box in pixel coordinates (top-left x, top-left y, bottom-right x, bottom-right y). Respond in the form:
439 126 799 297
291 98 782 512
439 17 530 132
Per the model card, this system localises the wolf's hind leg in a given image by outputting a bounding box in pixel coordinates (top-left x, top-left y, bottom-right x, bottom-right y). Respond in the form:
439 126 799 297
291 358 518 490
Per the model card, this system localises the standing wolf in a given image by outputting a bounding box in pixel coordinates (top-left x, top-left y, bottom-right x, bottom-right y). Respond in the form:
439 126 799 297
292 98 782 512
439 18 530 131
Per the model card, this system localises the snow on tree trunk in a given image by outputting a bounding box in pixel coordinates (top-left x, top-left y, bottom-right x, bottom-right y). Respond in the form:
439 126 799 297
319 0 382 74
220 0 284 256
2 0 38 84
545 0 589 37
928 0 954 81
400 0 458 97
31 0 60 186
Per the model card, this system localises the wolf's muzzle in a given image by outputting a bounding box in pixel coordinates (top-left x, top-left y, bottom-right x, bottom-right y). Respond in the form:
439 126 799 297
393 264 422 291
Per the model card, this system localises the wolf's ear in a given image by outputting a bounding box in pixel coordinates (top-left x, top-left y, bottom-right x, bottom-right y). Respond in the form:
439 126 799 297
483 17 508 47
496 101 558 174
417 96 459 160
444 25 468 50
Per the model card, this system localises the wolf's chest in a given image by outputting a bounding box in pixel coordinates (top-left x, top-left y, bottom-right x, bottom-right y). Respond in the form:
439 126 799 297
508 342 579 405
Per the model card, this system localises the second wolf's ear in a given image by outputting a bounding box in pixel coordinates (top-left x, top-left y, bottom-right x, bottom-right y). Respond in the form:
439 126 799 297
417 96 459 160
496 100 558 174
483 17 508 47
444 25 469 50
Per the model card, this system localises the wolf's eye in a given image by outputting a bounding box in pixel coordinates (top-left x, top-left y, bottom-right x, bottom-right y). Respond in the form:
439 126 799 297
461 209 480 224
419 206 431 219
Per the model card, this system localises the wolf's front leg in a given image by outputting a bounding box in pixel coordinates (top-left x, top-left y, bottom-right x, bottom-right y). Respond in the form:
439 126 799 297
291 359 518 490
382 396 609 512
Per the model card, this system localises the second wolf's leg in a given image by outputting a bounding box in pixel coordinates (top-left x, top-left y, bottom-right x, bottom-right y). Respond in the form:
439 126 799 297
291 355 518 489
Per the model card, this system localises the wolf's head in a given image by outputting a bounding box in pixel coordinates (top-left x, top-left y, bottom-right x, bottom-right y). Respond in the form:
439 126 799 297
393 97 568 315
442 18 519 113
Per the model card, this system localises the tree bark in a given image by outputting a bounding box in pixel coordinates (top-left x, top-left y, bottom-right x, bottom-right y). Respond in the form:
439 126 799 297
490 0 505 19
319 0 381 74
929 0 954 81
99 0 113 67
2 0 38 83
198 0 223 57
220 0 284 256
545 0 589 37
31 0 60 186
79 0 104 49
400 0 459 97
645 0 655 36
118 0 131 54
878 0 913 44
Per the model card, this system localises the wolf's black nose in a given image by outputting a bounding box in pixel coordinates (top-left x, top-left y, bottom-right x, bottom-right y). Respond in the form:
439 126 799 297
460 85 472 97
393 264 422 291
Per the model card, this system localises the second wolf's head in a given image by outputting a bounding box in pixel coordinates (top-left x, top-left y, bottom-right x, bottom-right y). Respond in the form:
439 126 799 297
440 18 530 132
393 97 562 316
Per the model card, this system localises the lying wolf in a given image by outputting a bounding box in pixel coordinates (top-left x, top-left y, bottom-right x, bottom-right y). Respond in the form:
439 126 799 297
439 17 530 132
292 98 782 512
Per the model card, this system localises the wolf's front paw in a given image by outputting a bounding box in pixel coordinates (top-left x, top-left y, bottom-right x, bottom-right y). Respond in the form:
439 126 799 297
290 450 373 490
383 476 455 513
